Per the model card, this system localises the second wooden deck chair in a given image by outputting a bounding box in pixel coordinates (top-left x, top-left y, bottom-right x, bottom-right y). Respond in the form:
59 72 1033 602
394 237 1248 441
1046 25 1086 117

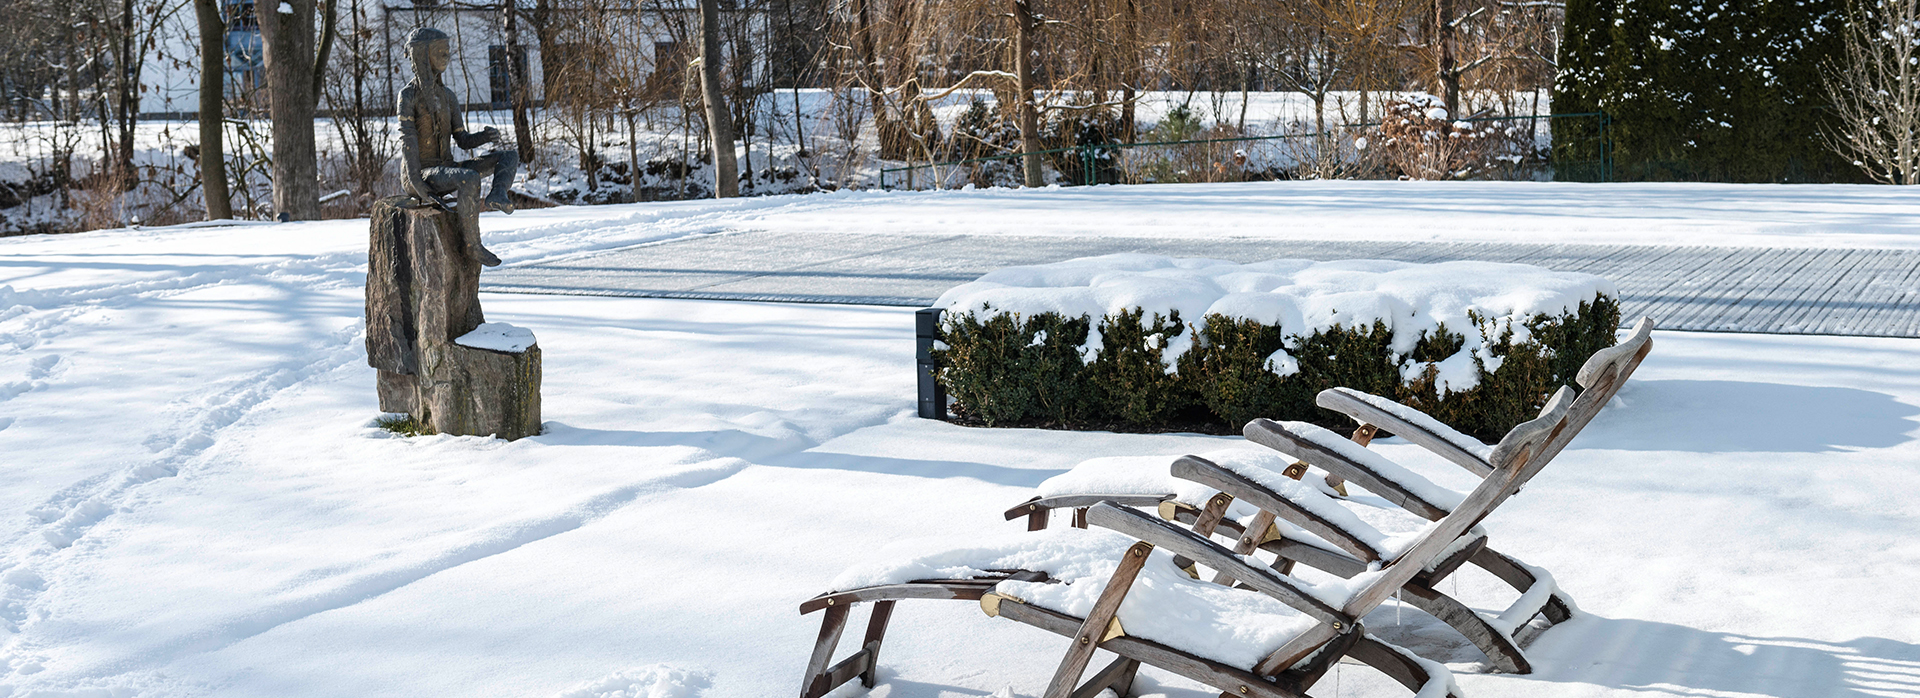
797 402 1568 698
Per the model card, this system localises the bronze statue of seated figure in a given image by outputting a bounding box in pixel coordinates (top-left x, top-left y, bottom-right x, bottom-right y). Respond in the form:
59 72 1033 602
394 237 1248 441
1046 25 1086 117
398 27 517 267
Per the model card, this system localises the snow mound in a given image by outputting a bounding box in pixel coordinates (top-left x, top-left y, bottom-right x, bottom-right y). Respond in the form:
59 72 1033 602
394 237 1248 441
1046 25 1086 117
552 666 711 698
455 322 538 353
934 254 1616 392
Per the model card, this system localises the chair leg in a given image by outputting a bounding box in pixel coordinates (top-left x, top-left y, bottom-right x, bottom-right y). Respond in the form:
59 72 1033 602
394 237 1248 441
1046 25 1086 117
1471 547 1577 628
799 601 900 698
859 601 897 688
1346 634 1464 698
1029 506 1052 531
800 604 850 698
1070 656 1141 698
1397 582 1532 673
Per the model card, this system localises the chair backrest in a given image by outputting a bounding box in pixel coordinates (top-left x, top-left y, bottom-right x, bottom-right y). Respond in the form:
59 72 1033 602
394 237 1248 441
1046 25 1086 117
1492 385 1575 472
1517 316 1655 485
1341 393 1570 619
1578 317 1656 396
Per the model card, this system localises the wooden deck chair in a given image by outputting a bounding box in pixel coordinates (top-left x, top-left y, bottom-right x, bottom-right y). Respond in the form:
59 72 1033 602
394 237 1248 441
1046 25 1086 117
992 399 1582 673
797 404 1566 698
1228 317 1652 671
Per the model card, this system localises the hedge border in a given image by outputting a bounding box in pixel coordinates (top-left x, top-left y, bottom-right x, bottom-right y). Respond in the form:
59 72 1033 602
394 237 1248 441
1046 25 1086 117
930 294 1621 441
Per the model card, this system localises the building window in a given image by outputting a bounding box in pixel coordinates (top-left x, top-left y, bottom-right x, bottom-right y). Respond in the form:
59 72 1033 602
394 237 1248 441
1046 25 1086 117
488 45 529 108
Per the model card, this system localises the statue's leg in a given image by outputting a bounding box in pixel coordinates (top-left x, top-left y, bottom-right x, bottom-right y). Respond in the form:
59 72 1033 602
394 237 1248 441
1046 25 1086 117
454 171 500 266
427 167 500 268
462 153 519 214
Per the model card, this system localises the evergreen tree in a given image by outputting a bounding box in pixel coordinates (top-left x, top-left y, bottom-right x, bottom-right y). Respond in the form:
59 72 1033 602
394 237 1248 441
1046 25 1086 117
1553 0 1866 182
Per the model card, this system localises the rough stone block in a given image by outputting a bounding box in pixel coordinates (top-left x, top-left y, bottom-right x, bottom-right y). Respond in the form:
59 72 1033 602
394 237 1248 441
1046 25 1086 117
366 197 541 440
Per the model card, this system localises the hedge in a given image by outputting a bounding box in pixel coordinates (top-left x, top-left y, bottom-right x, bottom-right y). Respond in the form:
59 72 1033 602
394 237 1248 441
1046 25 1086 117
934 295 1622 441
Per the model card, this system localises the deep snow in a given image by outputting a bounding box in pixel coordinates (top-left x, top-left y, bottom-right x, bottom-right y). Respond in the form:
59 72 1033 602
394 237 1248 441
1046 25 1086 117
1 181 1918 697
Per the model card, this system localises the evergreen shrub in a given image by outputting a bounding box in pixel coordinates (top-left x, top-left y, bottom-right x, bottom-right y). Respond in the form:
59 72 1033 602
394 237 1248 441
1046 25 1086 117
935 296 1621 440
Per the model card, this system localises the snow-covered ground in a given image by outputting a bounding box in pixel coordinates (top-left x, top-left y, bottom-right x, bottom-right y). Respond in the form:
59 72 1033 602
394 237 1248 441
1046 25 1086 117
2 181 1918 697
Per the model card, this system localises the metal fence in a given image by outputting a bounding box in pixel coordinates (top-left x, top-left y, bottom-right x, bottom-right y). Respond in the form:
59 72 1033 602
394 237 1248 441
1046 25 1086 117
879 111 1612 189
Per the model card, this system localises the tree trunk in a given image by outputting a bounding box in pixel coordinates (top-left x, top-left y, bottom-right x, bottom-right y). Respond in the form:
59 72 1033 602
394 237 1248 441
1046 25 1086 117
193 0 232 219
1012 0 1042 187
1120 0 1139 142
853 0 890 152
504 1 535 165
312 0 338 104
258 0 321 219
114 0 137 186
698 0 740 198
1436 0 1458 117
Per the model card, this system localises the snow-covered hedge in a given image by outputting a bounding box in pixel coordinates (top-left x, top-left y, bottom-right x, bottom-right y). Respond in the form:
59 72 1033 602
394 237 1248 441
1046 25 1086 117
932 255 1621 439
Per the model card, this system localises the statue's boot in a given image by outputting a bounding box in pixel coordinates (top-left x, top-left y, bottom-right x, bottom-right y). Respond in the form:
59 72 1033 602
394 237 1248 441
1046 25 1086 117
485 191 515 215
486 149 520 215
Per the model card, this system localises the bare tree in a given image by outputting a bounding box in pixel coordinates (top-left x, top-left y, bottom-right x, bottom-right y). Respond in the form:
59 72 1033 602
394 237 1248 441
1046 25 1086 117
698 0 740 196
1011 0 1042 185
258 0 322 219
1822 0 1920 184
194 0 233 219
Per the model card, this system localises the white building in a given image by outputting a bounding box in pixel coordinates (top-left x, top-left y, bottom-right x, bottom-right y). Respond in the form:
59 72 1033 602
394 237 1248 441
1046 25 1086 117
140 0 767 117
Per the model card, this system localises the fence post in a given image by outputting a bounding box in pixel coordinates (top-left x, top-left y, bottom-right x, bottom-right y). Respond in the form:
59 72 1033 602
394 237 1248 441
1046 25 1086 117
1600 111 1613 183
916 308 947 420
880 169 889 190
907 162 916 190
1081 146 1096 186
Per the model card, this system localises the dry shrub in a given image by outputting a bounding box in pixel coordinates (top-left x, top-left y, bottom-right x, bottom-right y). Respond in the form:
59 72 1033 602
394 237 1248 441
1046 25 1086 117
1375 97 1529 180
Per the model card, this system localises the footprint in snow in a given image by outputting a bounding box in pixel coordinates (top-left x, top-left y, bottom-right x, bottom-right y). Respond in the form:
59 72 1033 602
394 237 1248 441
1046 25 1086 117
553 666 711 698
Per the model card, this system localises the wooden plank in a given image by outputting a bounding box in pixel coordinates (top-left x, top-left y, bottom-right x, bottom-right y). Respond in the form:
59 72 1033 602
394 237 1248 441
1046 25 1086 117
800 581 994 614
1085 503 1349 625
1348 636 1460 697
1043 541 1153 698
1241 421 1452 522
1005 494 1175 523
1316 389 1491 476
1397 581 1530 673
1172 455 1384 560
995 601 1297 698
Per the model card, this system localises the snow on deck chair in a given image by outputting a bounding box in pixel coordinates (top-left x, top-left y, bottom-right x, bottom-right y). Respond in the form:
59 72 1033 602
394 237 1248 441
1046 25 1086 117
793 406 1566 698
1003 391 1575 674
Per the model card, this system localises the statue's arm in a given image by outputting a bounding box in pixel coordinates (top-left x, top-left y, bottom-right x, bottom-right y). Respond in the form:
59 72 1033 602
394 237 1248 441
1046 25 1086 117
449 90 500 150
397 87 431 200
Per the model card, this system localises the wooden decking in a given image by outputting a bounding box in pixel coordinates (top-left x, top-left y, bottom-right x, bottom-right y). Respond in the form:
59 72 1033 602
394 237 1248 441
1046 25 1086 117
481 231 1920 337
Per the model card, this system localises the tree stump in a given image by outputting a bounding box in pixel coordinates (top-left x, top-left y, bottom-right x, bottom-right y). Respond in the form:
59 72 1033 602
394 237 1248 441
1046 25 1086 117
366 196 542 439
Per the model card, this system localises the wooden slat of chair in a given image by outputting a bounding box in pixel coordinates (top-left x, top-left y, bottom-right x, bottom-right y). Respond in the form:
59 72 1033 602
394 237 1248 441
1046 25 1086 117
1086 504 1350 627
1003 494 1174 531
1172 455 1384 561
1043 541 1153 698
1242 419 1454 521
1317 388 1493 476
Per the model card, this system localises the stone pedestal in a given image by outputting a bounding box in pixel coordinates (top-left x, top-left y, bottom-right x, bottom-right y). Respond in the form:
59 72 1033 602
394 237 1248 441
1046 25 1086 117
367 196 541 439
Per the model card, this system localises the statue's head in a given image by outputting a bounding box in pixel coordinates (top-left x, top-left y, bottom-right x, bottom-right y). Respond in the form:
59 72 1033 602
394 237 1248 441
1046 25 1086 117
405 27 452 77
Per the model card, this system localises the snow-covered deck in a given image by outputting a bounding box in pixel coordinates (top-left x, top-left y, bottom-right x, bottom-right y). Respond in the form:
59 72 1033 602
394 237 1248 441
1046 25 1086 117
483 230 1920 337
